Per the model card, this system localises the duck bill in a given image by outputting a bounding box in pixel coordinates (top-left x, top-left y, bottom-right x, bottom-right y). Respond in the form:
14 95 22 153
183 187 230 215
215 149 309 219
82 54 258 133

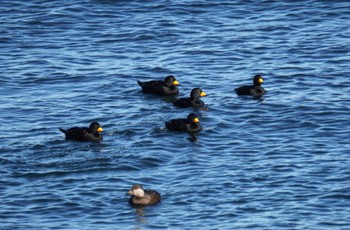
173 80 179 86
127 190 133 195
193 118 200 123
259 78 264 84
97 127 103 132
200 91 207 97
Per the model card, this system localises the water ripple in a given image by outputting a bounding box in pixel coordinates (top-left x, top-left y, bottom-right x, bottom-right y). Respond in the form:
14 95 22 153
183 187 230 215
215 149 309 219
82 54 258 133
1 0 350 229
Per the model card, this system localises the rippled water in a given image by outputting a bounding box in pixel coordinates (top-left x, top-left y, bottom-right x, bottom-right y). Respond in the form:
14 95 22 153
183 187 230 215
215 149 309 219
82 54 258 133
1 0 350 229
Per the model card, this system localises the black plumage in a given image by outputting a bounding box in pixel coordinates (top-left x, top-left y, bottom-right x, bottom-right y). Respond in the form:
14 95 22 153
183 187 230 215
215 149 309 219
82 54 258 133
173 88 207 108
165 113 202 133
137 75 179 96
235 74 266 97
59 122 103 142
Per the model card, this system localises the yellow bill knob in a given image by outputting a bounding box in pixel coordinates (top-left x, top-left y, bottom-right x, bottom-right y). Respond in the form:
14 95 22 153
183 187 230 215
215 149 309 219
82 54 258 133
193 118 200 123
173 80 179 86
200 91 207 97
258 78 264 84
97 127 103 132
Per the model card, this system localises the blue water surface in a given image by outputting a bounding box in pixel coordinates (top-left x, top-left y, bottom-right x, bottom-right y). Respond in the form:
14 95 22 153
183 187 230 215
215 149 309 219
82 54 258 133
1 0 350 229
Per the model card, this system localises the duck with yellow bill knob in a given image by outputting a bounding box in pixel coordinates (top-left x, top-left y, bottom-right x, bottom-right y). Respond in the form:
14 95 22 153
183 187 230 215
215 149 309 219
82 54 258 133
173 87 207 108
137 75 179 96
59 121 103 142
127 184 161 206
235 74 266 97
165 113 202 133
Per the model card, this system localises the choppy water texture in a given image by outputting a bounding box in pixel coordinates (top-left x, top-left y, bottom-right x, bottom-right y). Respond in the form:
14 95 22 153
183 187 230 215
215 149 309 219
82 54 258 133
1 0 350 229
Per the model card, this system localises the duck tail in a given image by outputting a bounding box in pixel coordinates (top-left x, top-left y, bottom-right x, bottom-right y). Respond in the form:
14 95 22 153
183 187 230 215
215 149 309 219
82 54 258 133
137 80 143 86
59 128 66 134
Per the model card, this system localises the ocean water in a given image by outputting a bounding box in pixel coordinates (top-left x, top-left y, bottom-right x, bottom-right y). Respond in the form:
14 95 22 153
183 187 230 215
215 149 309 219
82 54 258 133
1 0 350 229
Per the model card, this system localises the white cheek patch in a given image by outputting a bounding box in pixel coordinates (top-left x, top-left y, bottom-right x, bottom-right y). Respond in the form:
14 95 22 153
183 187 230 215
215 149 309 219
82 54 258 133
134 188 145 197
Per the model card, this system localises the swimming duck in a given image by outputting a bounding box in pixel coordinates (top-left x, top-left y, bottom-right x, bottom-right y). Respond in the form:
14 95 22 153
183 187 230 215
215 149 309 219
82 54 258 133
173 88 206 108
137 75 179 96
128 184 161 206
235 74 266 97
165 113 202 133
59 122 103 142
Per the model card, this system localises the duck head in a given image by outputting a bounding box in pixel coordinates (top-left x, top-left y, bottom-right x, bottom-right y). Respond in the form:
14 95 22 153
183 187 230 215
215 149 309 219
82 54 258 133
89 122 103 133
190 88 206 99
164 75 179 87
128 184 145 198
253 75 264 86
187 113 200 124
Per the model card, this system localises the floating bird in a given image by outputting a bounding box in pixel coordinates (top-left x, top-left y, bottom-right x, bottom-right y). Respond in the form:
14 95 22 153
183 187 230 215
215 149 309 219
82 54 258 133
137 75 179 96
165 113 202 133
173 88 206 108
235 74 266 97
128 184 161 206
59 122 103 142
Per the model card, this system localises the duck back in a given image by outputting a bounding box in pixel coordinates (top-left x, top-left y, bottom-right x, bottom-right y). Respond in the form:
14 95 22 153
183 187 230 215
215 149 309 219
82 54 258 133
138 80 178 96
129 190 161 206
173 98 205 108
165 118 187 131
59 127 102 142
